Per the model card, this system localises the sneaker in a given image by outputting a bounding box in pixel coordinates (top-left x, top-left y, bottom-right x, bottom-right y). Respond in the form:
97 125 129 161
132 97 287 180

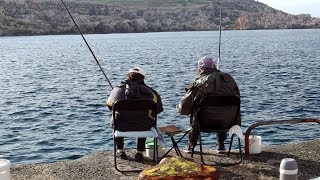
216 144 226 154
183 146 194 154
134 152 144 162
116 150 127 160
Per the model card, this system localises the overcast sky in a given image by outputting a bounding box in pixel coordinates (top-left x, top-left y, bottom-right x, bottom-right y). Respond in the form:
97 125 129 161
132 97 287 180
256 0 320 17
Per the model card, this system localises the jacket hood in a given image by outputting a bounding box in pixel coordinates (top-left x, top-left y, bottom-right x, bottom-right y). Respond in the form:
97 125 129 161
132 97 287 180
123 80 151 99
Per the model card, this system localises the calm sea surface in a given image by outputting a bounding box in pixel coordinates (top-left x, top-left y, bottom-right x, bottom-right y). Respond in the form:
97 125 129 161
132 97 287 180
0 29 319 164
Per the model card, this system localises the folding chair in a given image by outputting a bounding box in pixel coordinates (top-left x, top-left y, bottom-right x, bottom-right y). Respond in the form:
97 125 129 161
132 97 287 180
191 95 243 166
158 125 191 160
112 99 158 172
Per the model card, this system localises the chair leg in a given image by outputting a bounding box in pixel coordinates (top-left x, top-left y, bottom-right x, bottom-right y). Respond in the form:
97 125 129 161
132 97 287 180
113 135 121 172
159 146 173 161
175 146 183 157
191 148 195 158
191 131 200 158
159 132 189 161
199 133 242 167
238 138 243 163
170 136 183 157
171 136 180 156
153 138 155 161
113 136 147 173
154 137 158 164
228 134 235 157
148 137 159 164
175 131 190 157
199 133 205 164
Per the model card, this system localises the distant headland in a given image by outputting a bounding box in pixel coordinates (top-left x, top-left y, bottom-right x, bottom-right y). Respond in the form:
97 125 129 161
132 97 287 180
0 0 319 36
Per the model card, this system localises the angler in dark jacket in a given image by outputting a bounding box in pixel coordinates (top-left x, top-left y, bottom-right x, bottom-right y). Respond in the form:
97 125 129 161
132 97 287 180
107 67 163 161
177 57 240 154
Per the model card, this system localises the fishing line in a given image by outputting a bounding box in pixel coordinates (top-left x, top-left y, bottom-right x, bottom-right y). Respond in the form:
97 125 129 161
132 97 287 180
217 0 222 70
60 0 114 89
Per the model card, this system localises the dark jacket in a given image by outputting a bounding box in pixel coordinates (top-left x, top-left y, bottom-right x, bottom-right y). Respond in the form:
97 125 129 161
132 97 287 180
177 69 241 126
107 80 163 131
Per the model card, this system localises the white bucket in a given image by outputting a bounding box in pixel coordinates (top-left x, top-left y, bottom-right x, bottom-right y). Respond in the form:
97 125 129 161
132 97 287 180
145 145 166 158
0 159 11 180
248 135 262 154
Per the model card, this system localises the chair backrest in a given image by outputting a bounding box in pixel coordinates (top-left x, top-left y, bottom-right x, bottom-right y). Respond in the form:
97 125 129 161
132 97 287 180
112 99 157 131
194 95 240 131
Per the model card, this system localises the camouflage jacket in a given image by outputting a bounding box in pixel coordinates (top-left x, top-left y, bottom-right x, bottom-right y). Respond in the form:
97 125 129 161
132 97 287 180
177 69 241 125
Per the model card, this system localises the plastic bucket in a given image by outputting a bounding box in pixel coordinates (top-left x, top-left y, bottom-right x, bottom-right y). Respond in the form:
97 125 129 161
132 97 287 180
248 135 262 154
145 140 166 158
0 159 11 180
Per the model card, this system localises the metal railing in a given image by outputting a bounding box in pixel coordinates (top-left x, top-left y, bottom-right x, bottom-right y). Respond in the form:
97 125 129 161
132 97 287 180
244 118 320 157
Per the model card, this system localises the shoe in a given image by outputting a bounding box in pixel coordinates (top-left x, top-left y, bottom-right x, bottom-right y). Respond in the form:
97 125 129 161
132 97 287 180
134 152 144 162
183 146 194 154
216 144 226 154
116 150 127 160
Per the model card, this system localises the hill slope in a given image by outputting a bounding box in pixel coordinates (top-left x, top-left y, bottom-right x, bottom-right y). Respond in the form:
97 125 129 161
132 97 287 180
0 0 319 36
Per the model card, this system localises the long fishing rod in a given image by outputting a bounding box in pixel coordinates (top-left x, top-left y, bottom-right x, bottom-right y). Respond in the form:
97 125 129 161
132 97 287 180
217 1 222 70
60 0 114 89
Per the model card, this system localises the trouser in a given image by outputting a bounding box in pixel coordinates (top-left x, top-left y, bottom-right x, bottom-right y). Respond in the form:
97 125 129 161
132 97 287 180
188 119 227 148
115 137 146 152
216 132 227 147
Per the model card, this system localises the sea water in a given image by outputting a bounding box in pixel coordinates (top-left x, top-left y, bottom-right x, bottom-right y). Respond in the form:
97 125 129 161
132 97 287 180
0 29 319 164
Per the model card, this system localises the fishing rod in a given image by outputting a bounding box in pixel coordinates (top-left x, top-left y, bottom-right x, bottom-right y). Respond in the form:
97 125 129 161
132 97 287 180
217 1 222 70
60 0 114 89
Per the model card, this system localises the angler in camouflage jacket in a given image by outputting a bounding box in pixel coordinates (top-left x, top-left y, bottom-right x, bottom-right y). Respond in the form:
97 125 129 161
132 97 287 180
177 57 240 153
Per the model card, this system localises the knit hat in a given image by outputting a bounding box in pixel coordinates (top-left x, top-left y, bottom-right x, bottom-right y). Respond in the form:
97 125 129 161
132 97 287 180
127 67 146 77
198 56 217 72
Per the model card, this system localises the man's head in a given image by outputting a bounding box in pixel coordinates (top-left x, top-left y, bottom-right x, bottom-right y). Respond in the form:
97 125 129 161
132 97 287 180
126 67 145 82
197 56 218 74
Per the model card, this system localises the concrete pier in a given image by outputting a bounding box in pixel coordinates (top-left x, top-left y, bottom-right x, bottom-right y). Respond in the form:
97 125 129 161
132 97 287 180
11 139 320 180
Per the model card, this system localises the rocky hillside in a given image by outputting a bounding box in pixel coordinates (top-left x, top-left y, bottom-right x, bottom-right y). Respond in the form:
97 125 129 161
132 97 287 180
0 0 319 36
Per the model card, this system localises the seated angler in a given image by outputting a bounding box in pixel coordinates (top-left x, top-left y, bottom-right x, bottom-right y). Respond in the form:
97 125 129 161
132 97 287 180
106 67 163 162
177 57 241 154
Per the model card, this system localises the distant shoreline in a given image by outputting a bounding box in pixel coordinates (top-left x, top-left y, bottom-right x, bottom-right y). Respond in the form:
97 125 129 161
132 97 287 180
1 0 320 36
1 28 320 38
